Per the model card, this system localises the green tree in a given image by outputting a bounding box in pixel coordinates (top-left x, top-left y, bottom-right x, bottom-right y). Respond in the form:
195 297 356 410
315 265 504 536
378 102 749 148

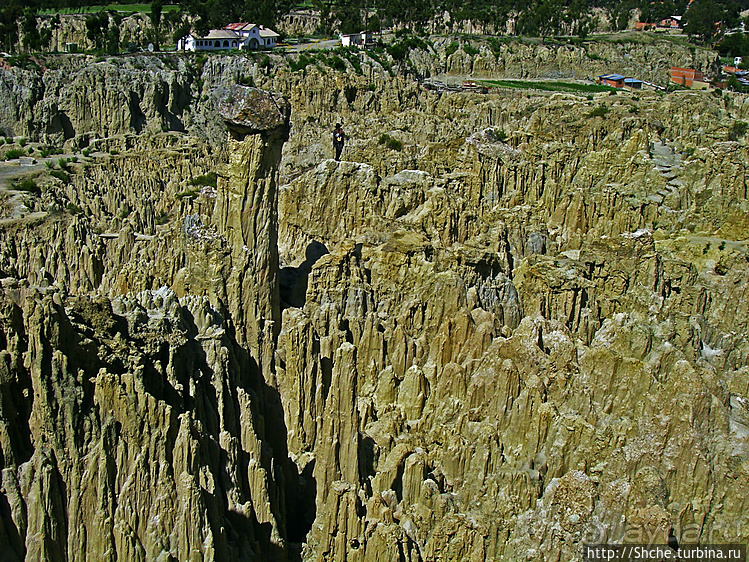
716 32 749 56
0 3 21 53
517 0 563 38
149 0 162 49
367 13 381 33
21 9 42 52
105 21 120 54
173 20 191 45
85 12 109 51
150 0 163 29
683 0 721 41
193 17 210 37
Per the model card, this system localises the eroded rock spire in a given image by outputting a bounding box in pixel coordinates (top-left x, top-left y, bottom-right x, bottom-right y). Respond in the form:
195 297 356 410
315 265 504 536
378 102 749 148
215 85 290 380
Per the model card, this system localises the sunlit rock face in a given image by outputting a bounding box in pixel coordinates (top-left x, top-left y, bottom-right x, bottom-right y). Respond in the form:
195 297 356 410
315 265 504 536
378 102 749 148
0 39 748 561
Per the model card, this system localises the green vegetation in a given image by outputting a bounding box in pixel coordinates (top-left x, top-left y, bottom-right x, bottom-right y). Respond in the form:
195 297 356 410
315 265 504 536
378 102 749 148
289 53 314 73
587 105 609 118
324 55 346 72
729 120 749 141
486 37 507 55
4 148 26 160
14 179 40 194
177 189 200 200
189 171 218 187
716 33 749 58
386 34 430 62
50 170 71 183
239 74 255 87
489 128 508 142
66 202 84 214
85 12 120 54
482 79 617 94
365 50 393 76
193 55 208 76
378 133 403 151
463 44 480 56
335 48 362 74
0 0 741 60
288 49 362 76
39 146 63 158
5 55 41 71
39 3 180 15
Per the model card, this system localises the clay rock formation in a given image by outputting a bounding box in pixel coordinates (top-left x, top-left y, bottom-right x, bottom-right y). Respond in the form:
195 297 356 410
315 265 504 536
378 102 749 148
0 88 306 561
0 40 748 562
0 285 304 561
0 37 713 145
214 85 290 370
270 83 749 559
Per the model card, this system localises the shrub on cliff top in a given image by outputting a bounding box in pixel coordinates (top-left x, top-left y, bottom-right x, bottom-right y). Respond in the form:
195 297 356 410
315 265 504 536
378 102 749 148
587 106 609 118
729 120 748 141
464 44 480 56
378 133 403 151
190 171 218 187
50 170 70 184
4 148 25 160
289 53 313 73
386 34 429 62
14 179 40 194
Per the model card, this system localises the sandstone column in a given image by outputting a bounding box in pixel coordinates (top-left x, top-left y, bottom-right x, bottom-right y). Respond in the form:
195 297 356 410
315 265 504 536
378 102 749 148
216 86 290 379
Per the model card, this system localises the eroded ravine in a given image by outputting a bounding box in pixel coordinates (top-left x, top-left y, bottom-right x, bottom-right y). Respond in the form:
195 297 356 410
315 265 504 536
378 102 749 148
0 43 747 561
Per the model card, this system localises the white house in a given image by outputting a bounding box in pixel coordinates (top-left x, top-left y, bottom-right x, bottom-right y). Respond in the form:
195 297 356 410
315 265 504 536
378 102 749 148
181 30 242 52
340 31 374 48
178 23 279 52
225 23 280 49
340 33 361 47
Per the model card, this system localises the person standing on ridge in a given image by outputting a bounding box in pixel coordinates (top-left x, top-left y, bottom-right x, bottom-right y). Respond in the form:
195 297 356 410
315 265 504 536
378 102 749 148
333 123 345 161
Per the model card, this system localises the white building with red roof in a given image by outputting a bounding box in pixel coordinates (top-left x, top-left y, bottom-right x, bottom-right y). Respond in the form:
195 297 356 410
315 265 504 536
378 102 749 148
178 23 279 52
225 23 280 49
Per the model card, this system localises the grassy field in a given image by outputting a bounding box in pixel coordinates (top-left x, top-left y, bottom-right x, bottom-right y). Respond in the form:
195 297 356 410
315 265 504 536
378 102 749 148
41 3 180 15
481 79 619 94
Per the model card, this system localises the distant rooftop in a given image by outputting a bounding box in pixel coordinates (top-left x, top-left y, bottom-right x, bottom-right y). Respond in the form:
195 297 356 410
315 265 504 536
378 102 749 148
225 23 256 31
204 30 240 39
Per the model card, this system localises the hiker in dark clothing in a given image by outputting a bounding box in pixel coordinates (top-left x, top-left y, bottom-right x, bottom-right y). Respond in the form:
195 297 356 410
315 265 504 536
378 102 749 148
333 123 345 161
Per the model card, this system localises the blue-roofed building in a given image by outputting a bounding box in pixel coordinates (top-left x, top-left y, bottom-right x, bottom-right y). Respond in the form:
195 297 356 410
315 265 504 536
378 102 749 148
624 78 643 89
599 74 625 87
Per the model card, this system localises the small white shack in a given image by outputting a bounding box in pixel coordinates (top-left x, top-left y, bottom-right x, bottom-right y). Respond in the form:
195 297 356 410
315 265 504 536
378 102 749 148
340 31 374 48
